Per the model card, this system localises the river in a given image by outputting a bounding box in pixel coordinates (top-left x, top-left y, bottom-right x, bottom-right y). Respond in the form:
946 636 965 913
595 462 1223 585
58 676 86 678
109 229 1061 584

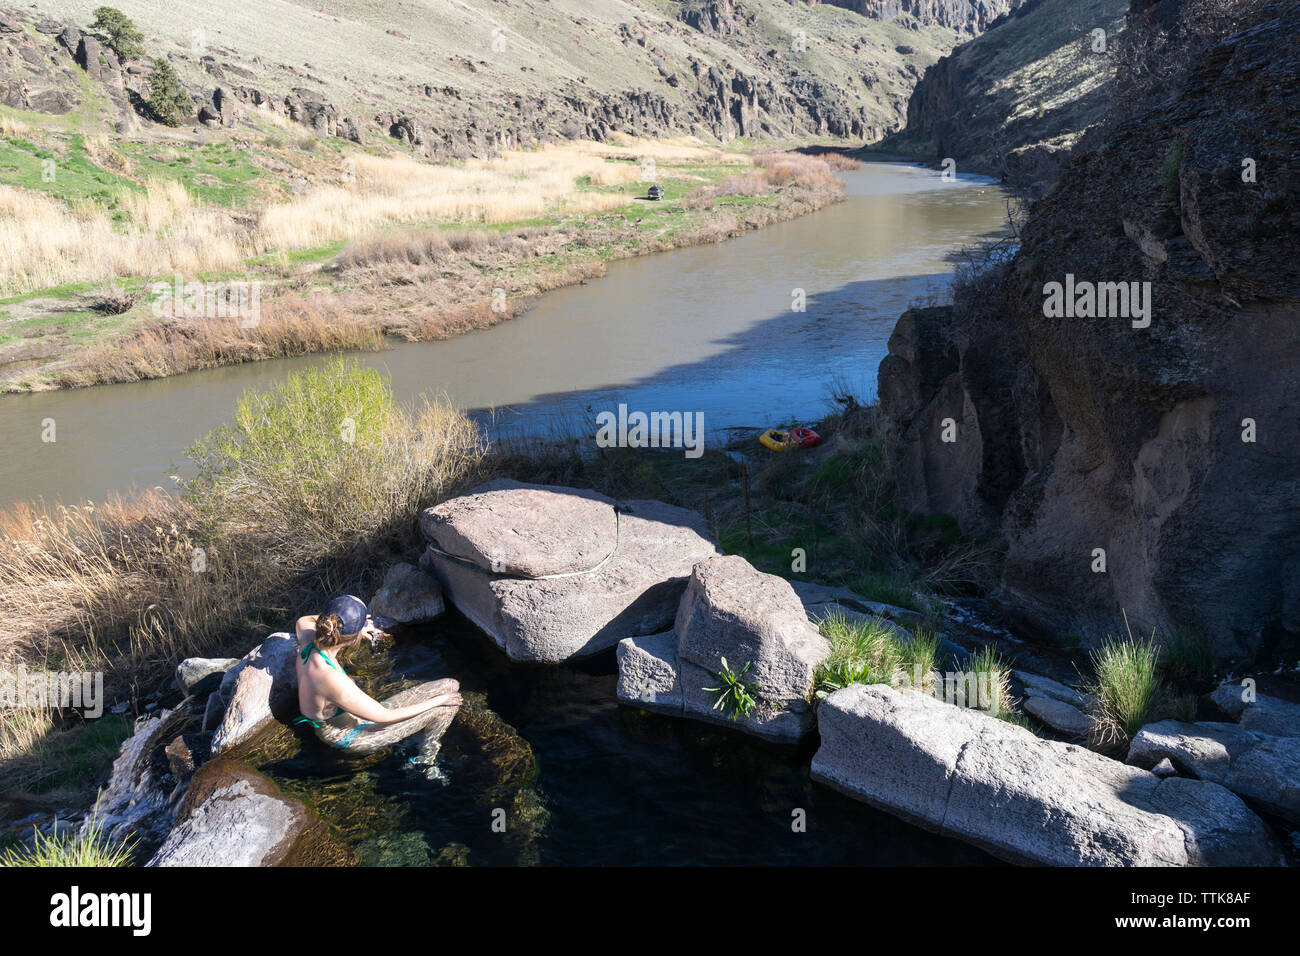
0 162 1008 508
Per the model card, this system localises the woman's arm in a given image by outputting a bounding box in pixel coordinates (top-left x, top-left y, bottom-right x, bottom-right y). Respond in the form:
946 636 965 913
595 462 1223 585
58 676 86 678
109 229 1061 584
295 615 318 645
326 672 460 724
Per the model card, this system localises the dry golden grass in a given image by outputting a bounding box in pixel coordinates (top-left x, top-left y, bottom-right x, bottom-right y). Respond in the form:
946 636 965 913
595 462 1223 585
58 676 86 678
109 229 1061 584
0 184 250 292
0 114 32 138
259 146 638 248
568 135 748 165
82 135 134 176
0 142 650 293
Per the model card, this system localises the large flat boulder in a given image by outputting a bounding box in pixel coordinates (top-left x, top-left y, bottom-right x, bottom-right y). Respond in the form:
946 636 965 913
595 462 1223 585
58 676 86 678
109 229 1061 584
812 683 1280 866
210 634 299 756
616 556 829 743
421 478 617 578
149 759 352 867
422 481 719 662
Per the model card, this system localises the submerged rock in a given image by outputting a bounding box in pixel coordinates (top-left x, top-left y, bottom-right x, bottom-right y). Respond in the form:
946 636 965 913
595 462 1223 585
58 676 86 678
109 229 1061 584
370 561 445 624
812 683 1280 866
617 555 830 743
422 480 719 662
150 759 353 867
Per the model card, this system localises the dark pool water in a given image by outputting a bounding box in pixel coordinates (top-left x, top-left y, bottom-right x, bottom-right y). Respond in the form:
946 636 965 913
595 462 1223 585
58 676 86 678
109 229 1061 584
261 613 1000 866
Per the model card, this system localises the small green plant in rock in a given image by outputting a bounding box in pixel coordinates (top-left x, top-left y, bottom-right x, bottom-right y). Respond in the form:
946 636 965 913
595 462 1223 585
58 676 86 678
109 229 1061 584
703 657 758 721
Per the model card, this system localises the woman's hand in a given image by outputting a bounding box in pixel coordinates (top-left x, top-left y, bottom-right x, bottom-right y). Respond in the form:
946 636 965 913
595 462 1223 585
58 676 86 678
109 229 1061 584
361 616 391 642
432 691 462 708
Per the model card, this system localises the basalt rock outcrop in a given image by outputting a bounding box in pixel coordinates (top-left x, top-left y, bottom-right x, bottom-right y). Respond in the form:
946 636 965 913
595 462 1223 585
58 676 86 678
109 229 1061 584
420 480 721 662
890 0 1126 186
0 4 932 159
878 0 1300 661
818 0 1029 34
617 555 831 742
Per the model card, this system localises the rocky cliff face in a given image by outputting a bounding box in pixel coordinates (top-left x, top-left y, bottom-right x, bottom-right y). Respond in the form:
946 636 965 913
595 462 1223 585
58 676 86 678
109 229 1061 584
878 0 1299 662
15 0 966 160
885 0 1128 186
818 0 1028 33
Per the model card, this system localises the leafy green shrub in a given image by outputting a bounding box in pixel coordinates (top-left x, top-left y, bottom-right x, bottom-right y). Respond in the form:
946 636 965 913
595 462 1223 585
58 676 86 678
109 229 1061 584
186 357 486 554
90 6 145 61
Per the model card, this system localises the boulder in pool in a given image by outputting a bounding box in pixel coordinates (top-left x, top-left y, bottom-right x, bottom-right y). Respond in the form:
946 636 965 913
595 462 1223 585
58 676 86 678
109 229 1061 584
420 480 720 662
617 555 830 743
210 633 299 756
811 683 1281 866
149 759 353 867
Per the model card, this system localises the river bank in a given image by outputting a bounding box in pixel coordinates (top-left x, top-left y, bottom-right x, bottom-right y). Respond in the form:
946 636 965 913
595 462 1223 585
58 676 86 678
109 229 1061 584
1 147 850 393
0 161 1009 508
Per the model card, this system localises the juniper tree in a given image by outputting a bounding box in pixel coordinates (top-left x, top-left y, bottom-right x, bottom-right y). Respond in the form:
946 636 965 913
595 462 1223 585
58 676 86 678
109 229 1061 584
147 58 191 127
90 6 145 61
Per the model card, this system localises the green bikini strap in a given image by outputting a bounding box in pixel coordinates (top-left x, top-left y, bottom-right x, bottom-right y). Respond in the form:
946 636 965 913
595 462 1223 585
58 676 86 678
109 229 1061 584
300 641 342 673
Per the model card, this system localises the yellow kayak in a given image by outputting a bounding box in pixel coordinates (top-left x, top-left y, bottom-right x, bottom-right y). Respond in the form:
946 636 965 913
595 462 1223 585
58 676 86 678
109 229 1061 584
759 429 794 452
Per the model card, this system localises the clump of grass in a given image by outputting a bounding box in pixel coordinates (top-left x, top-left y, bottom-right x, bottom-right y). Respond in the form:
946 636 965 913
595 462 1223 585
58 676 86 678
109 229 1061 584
1160 627 1214 687
814 611 903 697
0 814 135 867
88 280 139 315
961 645 1016 721
1085 614 1164 750
898 628 939 692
